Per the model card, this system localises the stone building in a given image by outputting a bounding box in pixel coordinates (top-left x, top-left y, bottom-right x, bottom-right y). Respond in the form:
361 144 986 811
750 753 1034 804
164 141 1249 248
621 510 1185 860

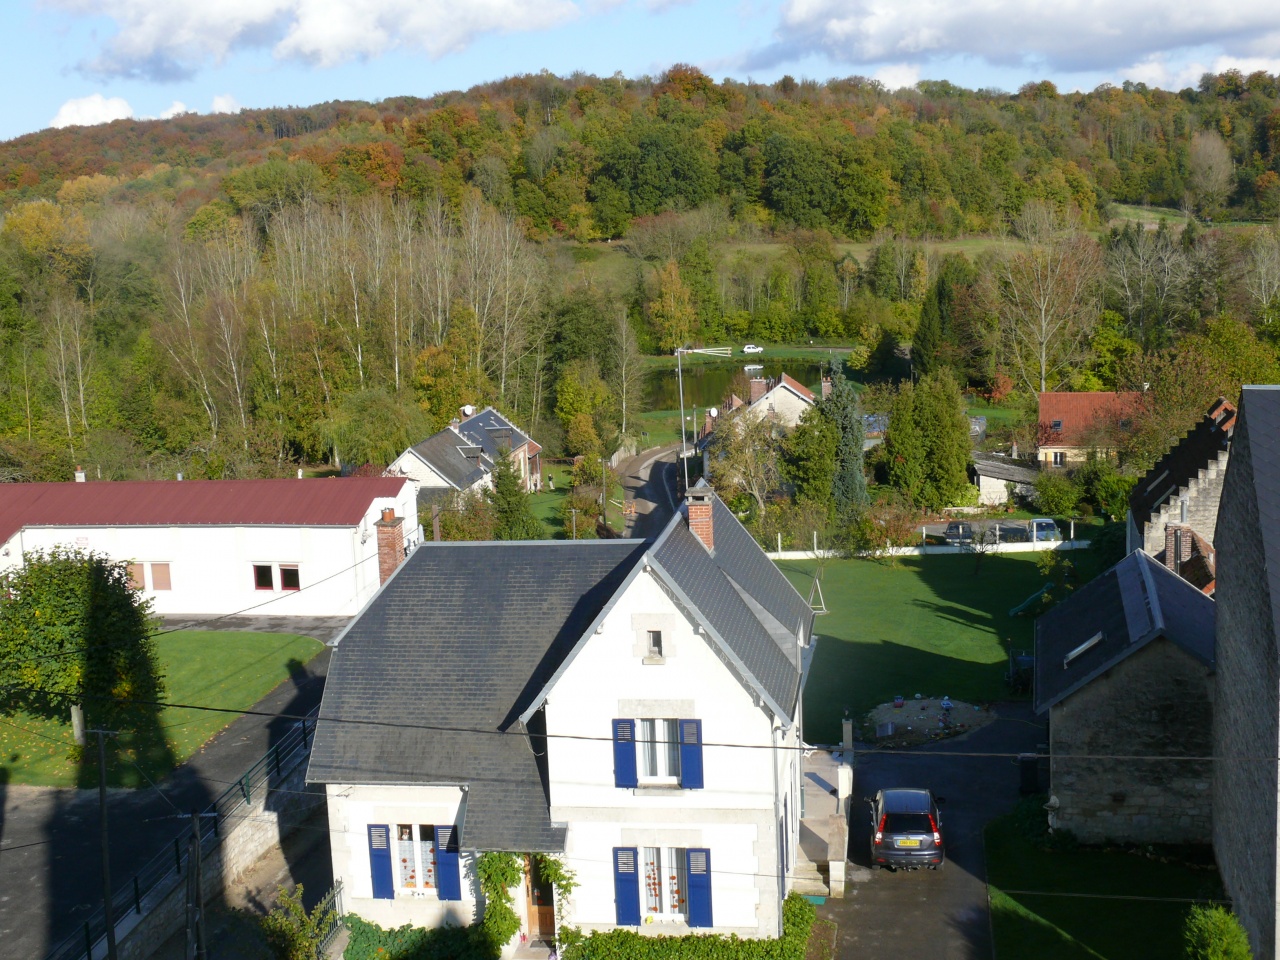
1034 550 1215 844
1212 385 1280 958
1126 398 1235 583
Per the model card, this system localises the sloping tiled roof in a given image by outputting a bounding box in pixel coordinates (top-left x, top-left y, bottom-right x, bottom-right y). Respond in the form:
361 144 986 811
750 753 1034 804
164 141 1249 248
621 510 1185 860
1129 398 1235 529
407 429 491 490
972 451 1040 485
777 373 817 402
1033 550 1215 713
0 477 409 544
1038 392 1142 446
458 407 540 457
649 488 810 721
307 539 648 852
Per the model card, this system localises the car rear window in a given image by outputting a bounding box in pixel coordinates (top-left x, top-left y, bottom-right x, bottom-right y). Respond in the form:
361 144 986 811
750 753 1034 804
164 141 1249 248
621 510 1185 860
884 813 933 833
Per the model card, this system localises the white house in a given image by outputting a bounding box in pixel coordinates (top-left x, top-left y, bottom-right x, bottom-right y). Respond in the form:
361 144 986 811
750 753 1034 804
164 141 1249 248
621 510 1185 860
0 476 418 617
388 406 543 498
307 484 813 949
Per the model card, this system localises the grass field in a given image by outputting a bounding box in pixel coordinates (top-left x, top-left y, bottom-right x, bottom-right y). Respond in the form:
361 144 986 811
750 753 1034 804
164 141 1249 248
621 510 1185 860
987 802 1224 960
967 400 1026 427
781 551 1103 743
530 461 626 537
0 630 323 788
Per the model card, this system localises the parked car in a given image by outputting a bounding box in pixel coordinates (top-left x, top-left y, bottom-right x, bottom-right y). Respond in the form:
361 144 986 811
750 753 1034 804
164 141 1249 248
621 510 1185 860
1029 518 1061 542
869 788 946 870
944 521 973 544
742 344 764 354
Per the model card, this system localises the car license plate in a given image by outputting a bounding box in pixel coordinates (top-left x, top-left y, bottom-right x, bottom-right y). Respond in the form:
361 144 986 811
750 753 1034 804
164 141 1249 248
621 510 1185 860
897 839 921 847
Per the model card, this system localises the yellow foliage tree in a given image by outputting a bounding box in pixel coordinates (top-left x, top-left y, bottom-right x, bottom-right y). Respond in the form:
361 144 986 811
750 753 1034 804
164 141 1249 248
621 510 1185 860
1 200 91 278
649 260 696 351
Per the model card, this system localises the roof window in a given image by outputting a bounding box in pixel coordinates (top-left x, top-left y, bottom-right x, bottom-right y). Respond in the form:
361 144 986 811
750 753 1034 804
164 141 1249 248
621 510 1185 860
1051 419 1063 432
1063 631 1103 669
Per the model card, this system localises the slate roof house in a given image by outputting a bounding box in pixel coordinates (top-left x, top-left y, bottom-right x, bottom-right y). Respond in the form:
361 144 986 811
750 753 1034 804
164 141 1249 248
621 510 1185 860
701 372 818 476
388 406 542 498
307 484 813 949
970 451 1039 507
1036 392 1141 466
1211 385 1280 958
1126 398 1235 594
1034 550 1215 844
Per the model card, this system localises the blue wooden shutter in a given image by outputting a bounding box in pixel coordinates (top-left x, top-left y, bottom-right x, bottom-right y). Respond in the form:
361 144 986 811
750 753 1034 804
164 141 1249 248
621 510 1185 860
678 719 704 789
613 847 641 926
686 848 713 928
367 824 394 900
612 719 638 788
435 825 461 901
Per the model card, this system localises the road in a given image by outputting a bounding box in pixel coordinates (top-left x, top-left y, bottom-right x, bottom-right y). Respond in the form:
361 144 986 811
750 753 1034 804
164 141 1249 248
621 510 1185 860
617 444 681 539
0 635 336 960
819 703 1046 959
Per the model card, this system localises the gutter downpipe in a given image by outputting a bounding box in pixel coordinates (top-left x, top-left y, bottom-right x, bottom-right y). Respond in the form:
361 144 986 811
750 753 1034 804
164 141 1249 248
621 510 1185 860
771 718 785 937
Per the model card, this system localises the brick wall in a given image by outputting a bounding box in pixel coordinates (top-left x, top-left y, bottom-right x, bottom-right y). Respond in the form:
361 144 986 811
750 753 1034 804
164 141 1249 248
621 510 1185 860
1211 418 1280 960
114 754 325 960
1050 639 1213 845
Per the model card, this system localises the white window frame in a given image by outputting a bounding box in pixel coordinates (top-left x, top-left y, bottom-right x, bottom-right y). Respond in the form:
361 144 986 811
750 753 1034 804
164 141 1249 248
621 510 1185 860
393 823 439 897
642 846 689 919
638 718 680 784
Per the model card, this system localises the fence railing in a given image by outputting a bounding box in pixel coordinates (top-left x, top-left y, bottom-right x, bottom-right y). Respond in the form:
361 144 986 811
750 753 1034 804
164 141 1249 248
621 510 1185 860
314 881 346 957
45 706 320 960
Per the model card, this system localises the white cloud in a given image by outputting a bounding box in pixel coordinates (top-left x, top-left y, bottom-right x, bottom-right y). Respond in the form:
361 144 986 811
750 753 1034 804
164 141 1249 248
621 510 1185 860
50 0 583 79
50 93 134 128
211 94 241 114
159 100 188 118
873 63 918 90
753 0 1280 77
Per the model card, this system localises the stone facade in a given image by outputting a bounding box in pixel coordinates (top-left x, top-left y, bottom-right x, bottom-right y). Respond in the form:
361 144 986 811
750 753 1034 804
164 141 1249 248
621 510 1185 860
1137 448 1229 556
1211 410 1280 960
1050 638 1213 844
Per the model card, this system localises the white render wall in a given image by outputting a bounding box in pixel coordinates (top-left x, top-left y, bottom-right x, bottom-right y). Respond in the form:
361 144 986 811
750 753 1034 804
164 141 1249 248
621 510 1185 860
326 784 480 930
543 568 800 938
752 387 812 430
0 488 417 617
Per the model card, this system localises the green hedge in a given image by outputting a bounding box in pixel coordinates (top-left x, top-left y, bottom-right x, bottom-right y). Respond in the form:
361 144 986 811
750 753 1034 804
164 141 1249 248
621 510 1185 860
343 916 496 960
559 893 816 960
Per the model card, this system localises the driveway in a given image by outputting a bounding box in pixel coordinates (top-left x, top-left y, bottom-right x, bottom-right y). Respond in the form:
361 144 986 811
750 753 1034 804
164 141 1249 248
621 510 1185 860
617 444 680 539
0 641 333 960
821 703 1046 959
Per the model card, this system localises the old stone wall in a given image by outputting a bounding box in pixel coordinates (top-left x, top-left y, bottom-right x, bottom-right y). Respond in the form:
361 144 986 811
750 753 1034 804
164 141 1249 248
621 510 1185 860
113 753 324 960
1141 450 1228 556
1211 421 1280 960
1050 639 1213 845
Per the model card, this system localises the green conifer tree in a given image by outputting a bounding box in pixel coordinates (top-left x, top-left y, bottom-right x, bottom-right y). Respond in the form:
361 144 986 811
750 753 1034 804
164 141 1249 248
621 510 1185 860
821 360 868 516
486 454 544 541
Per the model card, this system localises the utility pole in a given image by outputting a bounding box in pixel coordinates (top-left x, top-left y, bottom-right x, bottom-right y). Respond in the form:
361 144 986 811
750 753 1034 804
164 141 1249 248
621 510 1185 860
675 346 731 491
90 729 120 960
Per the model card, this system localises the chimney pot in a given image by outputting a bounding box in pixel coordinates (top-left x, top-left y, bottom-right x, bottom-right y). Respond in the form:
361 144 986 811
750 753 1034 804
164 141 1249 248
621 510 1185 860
821 375 833 400
382 507 396 523
74 466 86 483
176 471 183 481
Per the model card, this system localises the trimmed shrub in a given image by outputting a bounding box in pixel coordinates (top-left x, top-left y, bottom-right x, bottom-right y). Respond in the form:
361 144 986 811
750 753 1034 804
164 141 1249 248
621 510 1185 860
1184 905 1252 960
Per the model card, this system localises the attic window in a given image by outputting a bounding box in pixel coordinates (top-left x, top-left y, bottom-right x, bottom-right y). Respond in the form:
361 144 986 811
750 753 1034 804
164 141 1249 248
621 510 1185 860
647 630 664 658
1063 631 1103 669
1051 419 1063 432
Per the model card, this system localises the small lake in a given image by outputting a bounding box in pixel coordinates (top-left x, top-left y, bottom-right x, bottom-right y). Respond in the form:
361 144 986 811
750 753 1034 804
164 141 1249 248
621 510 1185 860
643 362 827 411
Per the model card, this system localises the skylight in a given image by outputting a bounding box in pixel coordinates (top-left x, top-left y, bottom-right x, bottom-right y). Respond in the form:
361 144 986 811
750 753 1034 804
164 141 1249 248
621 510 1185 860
1063 631 1103 669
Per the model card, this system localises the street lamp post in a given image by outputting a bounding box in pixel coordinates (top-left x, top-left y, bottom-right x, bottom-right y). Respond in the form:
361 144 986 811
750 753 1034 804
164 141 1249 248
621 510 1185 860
676 346 732 491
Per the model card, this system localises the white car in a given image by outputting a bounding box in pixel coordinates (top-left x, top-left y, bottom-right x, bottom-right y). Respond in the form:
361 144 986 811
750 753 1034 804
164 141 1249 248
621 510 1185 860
742 344 764 354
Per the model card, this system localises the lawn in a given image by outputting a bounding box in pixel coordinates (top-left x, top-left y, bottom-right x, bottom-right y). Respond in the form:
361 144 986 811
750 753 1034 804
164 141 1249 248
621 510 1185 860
530 462 626 537
780 551 1103 743
987 802 1225 960
0 630 323 788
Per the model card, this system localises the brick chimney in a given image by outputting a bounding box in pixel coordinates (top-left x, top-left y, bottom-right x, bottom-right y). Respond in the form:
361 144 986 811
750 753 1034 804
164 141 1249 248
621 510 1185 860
749 377 768 403
1208 397 1237 434
687 488 715 551
1165 523 1193 575
821 375 833 400
376 508 406 584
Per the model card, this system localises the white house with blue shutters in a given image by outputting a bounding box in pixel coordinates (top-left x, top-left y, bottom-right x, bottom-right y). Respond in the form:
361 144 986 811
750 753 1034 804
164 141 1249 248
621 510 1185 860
307 484 813 949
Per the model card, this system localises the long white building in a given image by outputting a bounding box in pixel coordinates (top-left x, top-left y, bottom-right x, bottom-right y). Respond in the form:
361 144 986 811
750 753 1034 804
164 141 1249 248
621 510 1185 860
0 476 418 617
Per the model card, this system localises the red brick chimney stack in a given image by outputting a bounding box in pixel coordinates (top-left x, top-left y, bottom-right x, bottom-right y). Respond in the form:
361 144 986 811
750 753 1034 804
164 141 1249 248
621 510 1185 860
376 508 406 583
687 489 715 551
821 376 833 400
749 378 767 403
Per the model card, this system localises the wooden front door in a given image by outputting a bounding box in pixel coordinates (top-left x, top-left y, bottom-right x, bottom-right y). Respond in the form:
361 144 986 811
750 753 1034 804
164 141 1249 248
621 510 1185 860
525 856 556 939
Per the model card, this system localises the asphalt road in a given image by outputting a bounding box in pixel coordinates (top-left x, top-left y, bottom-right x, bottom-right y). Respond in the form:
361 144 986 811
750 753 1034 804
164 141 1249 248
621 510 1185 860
618 444 681 539
820 703 1046 959
0 643 333 960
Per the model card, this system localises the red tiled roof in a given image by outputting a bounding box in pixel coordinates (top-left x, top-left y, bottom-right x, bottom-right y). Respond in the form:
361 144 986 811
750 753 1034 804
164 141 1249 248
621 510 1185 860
0 477 410 544
778 373 817 402
1038 392 1142 446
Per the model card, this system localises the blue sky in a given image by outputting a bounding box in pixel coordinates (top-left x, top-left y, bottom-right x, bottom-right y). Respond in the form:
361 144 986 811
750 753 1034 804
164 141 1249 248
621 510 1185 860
3 0 1279 142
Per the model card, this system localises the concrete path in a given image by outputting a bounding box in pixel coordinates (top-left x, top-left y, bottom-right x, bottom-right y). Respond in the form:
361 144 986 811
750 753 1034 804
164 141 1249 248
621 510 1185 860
0 637 334 960
617 444 681 539
819 703 1046 959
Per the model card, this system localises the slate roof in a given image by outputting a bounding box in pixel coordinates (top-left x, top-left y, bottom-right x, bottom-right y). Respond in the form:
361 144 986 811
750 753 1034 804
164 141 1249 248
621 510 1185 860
0 477 409 544
307 539 648 852
1129 398 1235 530
1038 392 1141 446
457 406 540 458
971 451 1039 485
1033 550 1215 713
406 430 491 490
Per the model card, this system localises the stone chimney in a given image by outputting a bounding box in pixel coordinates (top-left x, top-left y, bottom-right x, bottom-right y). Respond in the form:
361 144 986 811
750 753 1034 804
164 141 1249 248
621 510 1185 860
74 465 86 483
821 375 833 400
1165 523 1194 575
376 507 406 584
749 377 768 403
687 488 714 551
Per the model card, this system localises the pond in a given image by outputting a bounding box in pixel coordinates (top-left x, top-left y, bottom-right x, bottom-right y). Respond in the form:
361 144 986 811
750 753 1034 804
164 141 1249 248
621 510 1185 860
643 361 827 411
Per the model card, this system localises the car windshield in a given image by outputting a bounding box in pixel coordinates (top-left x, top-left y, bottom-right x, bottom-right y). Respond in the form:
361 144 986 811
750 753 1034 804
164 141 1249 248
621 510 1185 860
884 812 933 833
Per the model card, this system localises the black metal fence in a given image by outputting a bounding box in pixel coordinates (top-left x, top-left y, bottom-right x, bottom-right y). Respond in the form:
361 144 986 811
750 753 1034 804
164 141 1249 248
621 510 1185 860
46 707 320 960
